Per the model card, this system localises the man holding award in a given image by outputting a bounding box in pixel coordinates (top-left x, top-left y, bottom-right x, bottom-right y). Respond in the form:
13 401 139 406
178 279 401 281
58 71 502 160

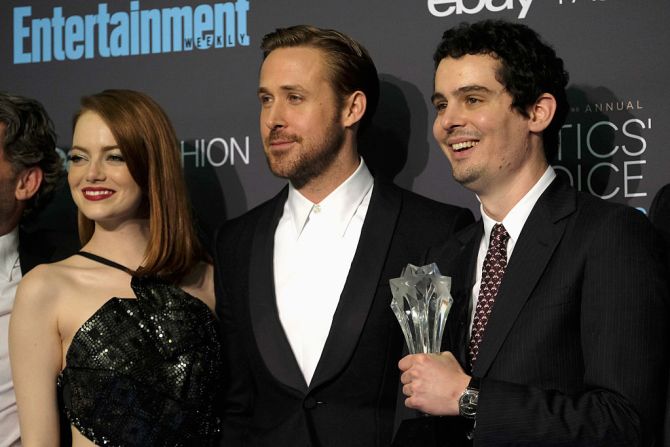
397 20 669 445
214 25 473 446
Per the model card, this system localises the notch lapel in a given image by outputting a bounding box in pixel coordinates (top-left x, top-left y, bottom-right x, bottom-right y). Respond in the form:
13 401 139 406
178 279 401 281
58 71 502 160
453 225 482 368
249 188 309 393
472 179 576 377
431 222 481 368
309 182 400 389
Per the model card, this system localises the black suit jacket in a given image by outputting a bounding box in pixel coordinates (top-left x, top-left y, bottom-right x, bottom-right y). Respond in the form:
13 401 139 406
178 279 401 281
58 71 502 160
428 177 669 446
214 180 473 447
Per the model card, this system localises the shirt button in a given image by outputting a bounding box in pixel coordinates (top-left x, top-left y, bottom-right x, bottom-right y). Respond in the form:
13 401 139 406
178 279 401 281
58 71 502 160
312 204 321 213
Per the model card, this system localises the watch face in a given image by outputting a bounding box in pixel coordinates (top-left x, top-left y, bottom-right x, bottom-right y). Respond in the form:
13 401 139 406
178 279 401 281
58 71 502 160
459 389 479 419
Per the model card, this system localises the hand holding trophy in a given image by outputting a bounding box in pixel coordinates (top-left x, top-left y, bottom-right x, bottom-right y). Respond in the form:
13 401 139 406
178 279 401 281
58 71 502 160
390 264 454 446
389 263 453 354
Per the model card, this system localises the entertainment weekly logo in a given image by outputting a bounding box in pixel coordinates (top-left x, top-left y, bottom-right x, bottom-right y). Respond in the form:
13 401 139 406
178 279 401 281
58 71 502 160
428 0 533 19
13 0 251 64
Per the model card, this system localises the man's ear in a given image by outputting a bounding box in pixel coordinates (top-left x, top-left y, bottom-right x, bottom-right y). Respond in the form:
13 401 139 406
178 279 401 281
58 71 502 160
14 166 43 201
527 93 557 134
342 90 367 129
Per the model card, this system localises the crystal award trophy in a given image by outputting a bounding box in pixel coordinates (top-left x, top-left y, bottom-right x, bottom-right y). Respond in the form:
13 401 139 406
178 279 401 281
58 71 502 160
389 263 453 354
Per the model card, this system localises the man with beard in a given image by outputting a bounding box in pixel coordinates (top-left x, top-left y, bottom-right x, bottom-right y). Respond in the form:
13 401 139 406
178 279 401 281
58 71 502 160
213 25 473 447
1 92 78 446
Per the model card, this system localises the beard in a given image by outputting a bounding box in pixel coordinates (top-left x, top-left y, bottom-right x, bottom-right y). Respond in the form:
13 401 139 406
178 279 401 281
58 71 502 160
452 165 483 187
264 119 346 190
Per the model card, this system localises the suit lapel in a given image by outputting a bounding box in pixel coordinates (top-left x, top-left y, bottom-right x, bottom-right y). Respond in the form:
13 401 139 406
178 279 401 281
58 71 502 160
249 187 309 393
453 224 482 368
309 181 400 389
431 222 481 368
472 178 576 377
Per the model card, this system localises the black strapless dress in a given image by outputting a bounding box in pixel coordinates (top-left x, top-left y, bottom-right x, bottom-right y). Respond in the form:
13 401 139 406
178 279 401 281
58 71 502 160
57 252 222 446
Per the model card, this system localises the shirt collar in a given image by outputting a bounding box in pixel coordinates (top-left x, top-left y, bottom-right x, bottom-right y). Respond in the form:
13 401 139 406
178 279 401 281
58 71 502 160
480 166 556 244
0 226 20 280
286 159 374 237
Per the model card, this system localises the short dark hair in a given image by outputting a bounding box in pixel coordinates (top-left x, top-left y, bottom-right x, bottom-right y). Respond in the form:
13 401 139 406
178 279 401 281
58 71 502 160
0 92 63 216
433 20 569 162
260 24 379 132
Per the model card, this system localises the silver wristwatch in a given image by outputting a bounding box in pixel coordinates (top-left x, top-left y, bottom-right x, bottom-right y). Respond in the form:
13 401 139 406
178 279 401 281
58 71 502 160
458 377 480 419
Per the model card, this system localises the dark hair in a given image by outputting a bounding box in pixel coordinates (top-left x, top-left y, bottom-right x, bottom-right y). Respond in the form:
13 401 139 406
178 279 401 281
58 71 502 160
261 24 379 132
0 92 63 216
73 89 206 283
433 20 569 162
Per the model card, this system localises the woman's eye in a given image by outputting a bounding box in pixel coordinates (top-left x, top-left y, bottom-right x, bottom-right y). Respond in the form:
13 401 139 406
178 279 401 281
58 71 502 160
108 154 125 162
67 154 84 163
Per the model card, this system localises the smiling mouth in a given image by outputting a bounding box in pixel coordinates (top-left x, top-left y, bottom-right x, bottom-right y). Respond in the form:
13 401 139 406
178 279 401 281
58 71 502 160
82 189 115 201
451 141 479 152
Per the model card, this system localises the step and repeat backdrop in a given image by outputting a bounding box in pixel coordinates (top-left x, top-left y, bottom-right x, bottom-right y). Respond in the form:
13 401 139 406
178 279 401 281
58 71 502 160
2 0 668 240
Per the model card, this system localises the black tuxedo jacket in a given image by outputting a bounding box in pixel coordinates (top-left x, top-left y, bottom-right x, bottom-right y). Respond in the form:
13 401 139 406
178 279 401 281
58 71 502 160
429 177 669 446
214 180 473 447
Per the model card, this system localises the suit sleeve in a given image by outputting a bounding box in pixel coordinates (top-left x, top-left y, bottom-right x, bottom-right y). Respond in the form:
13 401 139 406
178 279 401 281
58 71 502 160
473 207 669 446
214 223 253 446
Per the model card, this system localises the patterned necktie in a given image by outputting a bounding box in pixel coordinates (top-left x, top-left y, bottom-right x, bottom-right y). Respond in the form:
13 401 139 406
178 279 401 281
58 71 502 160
468 223 510 368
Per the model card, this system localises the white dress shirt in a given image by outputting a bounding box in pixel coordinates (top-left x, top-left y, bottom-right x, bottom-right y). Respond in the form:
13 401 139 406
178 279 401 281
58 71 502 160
0 227 22 447
470 167 556 332
274 160 374 385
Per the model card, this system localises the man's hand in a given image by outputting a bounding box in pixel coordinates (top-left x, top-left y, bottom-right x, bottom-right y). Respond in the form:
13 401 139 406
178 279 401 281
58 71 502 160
398 351 471 416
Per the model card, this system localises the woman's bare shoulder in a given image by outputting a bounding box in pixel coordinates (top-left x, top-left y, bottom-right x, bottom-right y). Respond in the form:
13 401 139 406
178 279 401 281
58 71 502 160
17 256 90 305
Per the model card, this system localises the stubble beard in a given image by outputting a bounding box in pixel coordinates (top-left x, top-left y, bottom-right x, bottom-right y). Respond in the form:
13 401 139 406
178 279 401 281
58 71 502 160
452 165 481 188
265 119 346 190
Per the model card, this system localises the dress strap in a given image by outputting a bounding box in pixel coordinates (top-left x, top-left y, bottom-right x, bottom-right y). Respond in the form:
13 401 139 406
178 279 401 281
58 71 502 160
76 251 135 275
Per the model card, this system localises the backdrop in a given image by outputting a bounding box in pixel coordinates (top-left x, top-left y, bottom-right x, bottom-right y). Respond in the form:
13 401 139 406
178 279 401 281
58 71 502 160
3 0 668 241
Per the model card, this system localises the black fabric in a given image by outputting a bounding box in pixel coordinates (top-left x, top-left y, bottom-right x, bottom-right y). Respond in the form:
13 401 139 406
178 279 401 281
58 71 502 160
58 267 223 446
18 178 80 275
649 183 670 269
650 184 670 230
427 177 668 446
650 185 670 447
214 180 474 447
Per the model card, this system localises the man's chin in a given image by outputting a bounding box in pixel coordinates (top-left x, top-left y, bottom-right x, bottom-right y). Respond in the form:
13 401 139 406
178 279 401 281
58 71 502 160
453 172 481 190
287 174 312 190
266 164 307 189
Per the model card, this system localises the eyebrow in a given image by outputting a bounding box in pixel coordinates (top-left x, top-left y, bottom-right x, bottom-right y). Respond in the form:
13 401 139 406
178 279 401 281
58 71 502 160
257 85 307 95
69 145 121 153
431 84 494 103
430 92 445 104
